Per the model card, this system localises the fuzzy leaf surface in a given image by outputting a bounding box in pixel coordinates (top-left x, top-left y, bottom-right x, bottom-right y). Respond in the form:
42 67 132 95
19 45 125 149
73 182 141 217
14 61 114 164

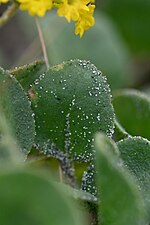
30 60 114 161
95 133 145 225
0 67 35 154
117 137 150 221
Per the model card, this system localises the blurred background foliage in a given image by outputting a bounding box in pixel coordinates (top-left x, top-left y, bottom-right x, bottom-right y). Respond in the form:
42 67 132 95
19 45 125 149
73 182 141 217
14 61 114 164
0 0 150 91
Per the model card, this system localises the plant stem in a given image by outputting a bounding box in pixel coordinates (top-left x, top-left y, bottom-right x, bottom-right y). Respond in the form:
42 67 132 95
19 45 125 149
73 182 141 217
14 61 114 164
35 16 50 69
0 3 19 28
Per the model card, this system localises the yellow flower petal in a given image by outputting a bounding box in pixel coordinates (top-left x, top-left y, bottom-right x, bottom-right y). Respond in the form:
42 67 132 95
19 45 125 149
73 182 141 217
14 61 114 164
75 2 95 37
57 0 81 22
57 0 95 36
17 0 53 16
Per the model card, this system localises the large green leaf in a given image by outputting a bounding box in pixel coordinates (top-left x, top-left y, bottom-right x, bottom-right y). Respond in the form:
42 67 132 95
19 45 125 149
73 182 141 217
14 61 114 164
102 0 150 55
113 89 150 139
0 169 85 225
30 60 114 161
0 67 35 154
117 137 150 221
95 133 145 225
39 13 132 90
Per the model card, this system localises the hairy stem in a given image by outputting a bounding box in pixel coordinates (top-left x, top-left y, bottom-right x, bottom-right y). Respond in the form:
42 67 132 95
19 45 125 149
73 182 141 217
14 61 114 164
0 3 19 28
35 16 50 69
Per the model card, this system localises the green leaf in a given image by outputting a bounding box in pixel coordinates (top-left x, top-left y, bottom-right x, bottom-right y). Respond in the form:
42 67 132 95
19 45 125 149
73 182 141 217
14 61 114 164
117 137 150 221
95 133 145 225
102 0 150 55
0 67 35 154
0 168 85 225
40 13 132 90
10 61 46 92
113 89 150 139
30 60 114 161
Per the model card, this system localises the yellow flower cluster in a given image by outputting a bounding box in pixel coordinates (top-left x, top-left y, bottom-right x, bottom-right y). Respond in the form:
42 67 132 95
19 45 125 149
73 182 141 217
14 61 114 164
57 0 95 37
0 0 95 37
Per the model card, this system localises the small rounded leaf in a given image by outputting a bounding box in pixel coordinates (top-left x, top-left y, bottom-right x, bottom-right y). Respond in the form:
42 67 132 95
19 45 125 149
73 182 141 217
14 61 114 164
30 60 114 161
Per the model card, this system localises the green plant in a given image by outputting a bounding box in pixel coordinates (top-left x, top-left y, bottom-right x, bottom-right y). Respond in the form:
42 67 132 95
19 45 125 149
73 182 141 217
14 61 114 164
0 1 150 225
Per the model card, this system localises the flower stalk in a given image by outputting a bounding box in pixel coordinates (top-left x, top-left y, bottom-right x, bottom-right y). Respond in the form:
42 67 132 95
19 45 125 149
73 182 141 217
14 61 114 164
35 16 50 69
